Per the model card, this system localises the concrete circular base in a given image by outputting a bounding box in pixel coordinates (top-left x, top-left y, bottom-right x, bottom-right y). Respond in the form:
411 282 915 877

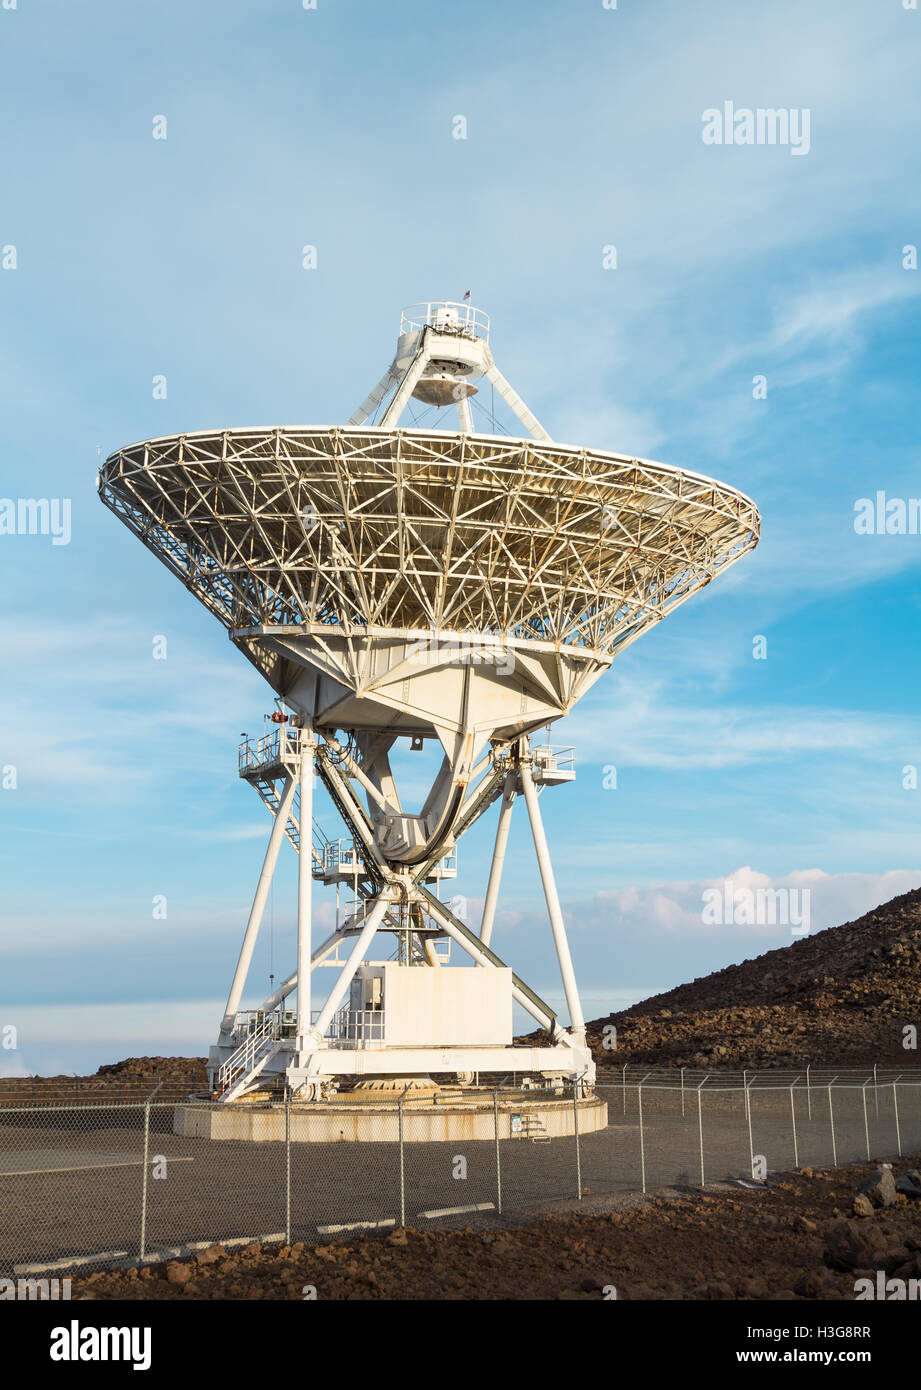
175 1092 608 1143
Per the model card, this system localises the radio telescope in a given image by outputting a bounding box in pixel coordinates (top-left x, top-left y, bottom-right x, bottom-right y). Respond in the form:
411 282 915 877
99 300 759 1128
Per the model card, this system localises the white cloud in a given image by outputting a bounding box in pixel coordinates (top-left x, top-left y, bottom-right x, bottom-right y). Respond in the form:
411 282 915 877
579 865 921 942
713 265 921 382
464 867 921 1028
559 669 915 771
0 614 263 794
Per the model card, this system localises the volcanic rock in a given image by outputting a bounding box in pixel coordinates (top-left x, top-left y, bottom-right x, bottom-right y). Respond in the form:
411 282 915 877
857 1166 896 1209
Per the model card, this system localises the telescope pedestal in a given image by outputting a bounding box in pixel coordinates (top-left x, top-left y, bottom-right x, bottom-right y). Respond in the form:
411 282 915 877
208 726 595 1105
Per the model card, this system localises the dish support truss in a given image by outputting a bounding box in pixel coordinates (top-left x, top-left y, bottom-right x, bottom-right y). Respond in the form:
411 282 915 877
210 722 592 1102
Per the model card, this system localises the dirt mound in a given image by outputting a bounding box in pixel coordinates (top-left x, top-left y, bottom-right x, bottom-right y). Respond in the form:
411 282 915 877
94 1056 206 1079
0 1056 207 1106
586 887 921 1069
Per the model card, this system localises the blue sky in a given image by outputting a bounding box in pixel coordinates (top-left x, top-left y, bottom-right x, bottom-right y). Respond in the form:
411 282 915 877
2 0 920 1073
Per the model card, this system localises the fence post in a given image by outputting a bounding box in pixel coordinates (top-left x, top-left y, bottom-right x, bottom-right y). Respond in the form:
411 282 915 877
874 1063 879 1121
680 1066 685 1118
789 1085 798 1169
893 1082 902 1157
573 1078 582 1200
861 1082 870 1161
398 1093 406 1227
806 1063 812 1121
622 1063 627 1115
828 1084 837 1167
744 1077 754 1179
493 1087 502 1216
697 1085 705 1187
638 1084 646 1194
285 1094 291 1245
140 1100 151 1261
138 1080 163 1261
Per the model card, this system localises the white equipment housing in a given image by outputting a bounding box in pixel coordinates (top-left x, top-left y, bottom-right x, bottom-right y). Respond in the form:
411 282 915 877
347 963 512 1049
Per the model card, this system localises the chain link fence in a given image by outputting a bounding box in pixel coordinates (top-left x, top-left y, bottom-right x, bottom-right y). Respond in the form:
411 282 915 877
2 1068 920 1278
0 1074 204 1107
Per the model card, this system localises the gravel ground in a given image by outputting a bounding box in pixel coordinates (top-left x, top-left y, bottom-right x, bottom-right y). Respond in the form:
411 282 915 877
66 1153 921 1300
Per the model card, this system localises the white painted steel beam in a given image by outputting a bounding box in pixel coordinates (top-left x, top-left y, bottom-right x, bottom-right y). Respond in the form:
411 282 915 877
257 929 346 1014
482 362 551 442
377 351 429 429
220 772 298 1036
479 773 516 948
296 734 314 1039
519 757 586 1038
347 367 401 427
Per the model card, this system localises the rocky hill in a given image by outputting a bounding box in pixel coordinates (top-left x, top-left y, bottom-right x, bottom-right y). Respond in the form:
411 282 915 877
0 1055 207 1103
585 887 921 1070
95 1056 207 1080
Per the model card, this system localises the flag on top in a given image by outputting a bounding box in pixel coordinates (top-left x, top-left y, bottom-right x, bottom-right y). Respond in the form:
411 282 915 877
462 290 471 301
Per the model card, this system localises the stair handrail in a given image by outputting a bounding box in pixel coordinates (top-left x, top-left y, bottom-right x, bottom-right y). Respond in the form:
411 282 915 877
218 1013 278 1095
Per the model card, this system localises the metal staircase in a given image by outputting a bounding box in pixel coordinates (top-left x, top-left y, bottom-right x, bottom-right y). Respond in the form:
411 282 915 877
217 1016 281 1102
313 743 382 884
247 773 329 871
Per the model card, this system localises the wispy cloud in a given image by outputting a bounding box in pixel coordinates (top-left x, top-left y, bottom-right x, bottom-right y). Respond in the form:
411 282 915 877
0 615 262 794
714 265 921 380
560 673 916 771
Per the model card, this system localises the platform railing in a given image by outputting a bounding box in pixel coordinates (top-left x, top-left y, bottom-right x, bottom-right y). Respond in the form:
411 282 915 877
530 744 575 780
323 839 362 874
326 1009 386 1047
400 301 489 341
238 724 305 773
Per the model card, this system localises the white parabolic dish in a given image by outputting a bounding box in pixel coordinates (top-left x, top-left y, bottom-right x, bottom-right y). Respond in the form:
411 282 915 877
98 425 760 748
